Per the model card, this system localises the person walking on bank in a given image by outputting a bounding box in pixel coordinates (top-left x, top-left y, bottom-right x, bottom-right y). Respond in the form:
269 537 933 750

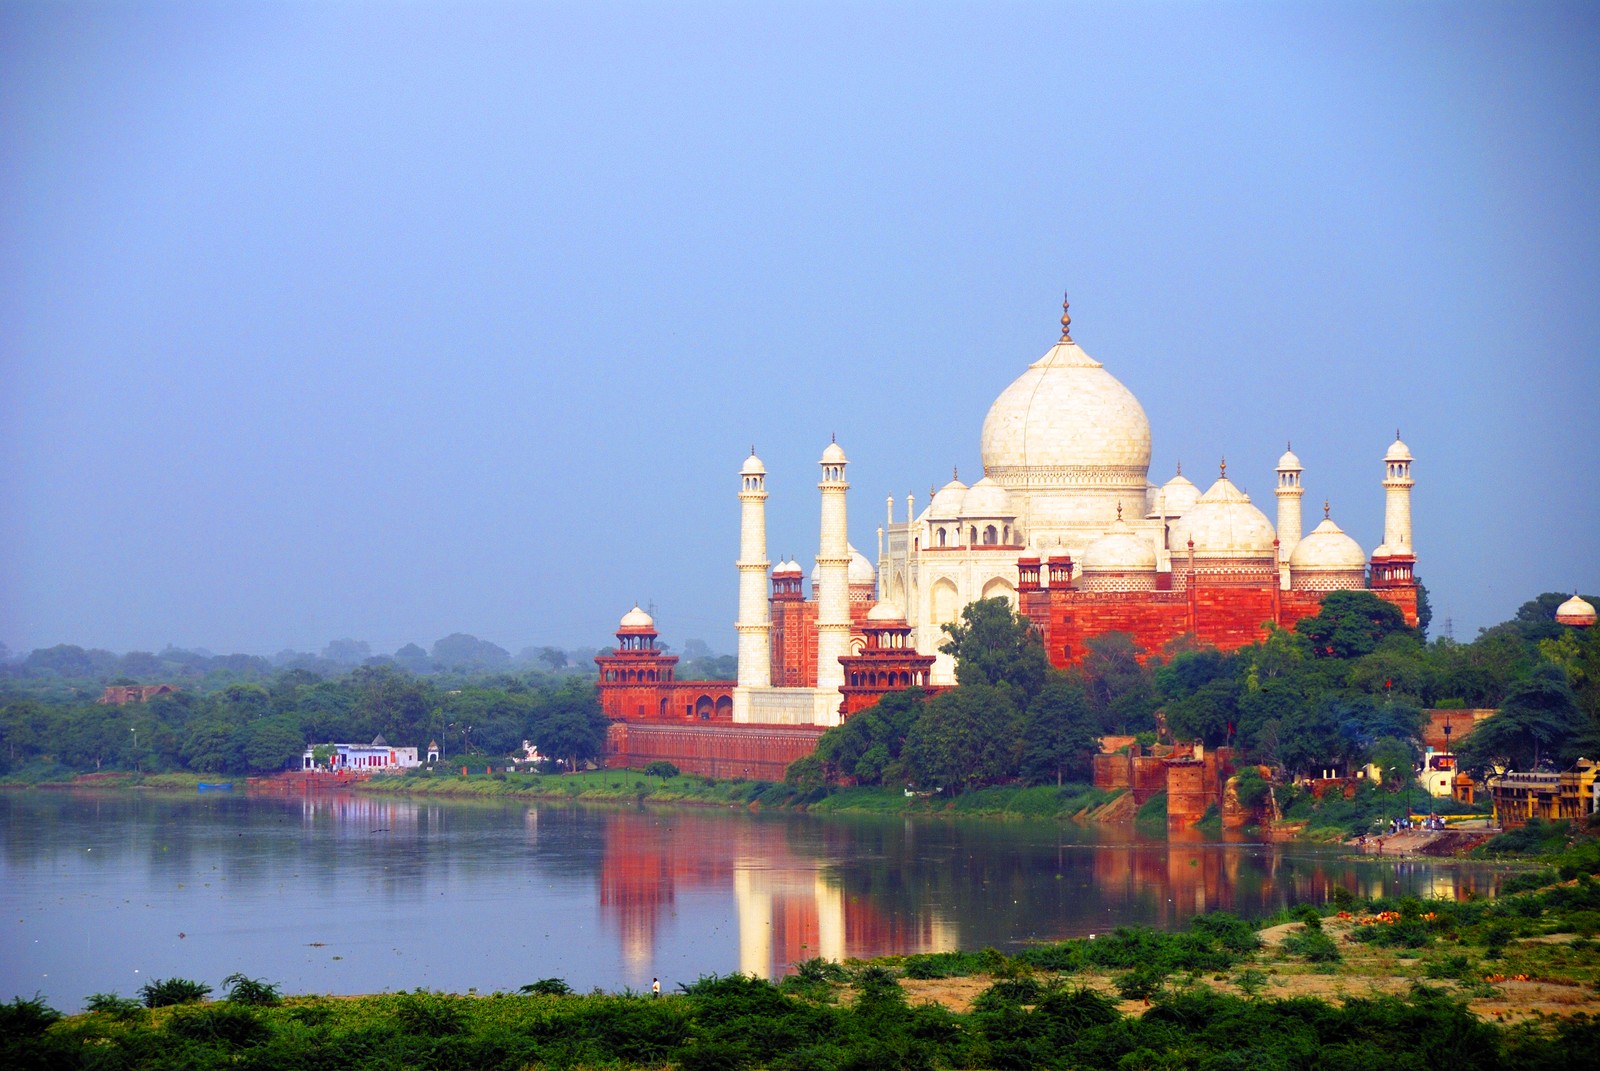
652 978 660 998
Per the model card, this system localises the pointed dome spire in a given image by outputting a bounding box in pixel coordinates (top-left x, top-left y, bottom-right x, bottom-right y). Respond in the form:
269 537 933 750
1058 291 1072 342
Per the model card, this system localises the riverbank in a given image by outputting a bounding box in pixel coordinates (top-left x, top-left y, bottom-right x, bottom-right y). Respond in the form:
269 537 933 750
10 864 1600 1071
346 767 1124 820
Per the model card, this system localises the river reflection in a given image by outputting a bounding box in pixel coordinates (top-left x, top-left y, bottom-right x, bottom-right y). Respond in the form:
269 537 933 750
1 791 1502 1010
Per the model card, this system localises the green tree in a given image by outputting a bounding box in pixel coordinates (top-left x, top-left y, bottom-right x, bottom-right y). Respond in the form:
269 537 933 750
1296 590 1413 659
1020 673 1100 786
938 598 1048 702
238 716 305 772
813 688 926 785
1082 632 1158 734
1456 664 1585 776
904 682 1021 791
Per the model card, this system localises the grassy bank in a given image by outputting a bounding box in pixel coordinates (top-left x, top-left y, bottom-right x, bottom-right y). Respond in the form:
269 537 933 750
10 864 1600 1071
351 768 1120 819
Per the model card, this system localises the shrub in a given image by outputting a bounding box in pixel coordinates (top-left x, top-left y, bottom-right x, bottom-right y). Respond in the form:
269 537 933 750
0 995 60 1038
166 1003 270 1047
643 760 680 779
519 978 574 995
1113 965 1168 1001
221 972 282 1005
139 977 212 1007
84 992 144 1020
1282 926 1342 963
393 990 467 1035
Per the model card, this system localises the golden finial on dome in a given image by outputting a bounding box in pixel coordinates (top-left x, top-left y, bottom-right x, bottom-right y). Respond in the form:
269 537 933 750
1395 428 1402 441
1324 499 1331 520
1059 291 1072 342
1219 457 1227 479
953 466 959 483
1176 461 1182 476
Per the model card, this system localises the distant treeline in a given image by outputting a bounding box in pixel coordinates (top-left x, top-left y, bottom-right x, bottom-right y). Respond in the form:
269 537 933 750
0 663 611 778
0 633 738 697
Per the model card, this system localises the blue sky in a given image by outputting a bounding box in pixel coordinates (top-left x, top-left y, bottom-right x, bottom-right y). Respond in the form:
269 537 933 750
3 1 1597 659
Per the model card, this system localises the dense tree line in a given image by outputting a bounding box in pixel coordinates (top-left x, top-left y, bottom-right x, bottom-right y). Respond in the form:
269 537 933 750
0 664 607 777
793 590 1600 793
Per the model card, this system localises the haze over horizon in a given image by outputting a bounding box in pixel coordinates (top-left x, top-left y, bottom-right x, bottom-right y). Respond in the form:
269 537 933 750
4 2 1597 661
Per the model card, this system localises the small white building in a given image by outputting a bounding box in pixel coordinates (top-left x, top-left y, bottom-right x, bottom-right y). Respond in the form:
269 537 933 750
301 735 419 772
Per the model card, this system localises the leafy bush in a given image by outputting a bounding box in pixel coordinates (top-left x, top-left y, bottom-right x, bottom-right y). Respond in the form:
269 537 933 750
166 1003 270 1046
139 976 212 1007
221 972 282 1005
901 951 986 979
393 990 467 1035
1282 926 1342 963
519 978 574 995
0 995 60 1038
84 992 144 1019
1113 965 1168 1001
643 760 680 779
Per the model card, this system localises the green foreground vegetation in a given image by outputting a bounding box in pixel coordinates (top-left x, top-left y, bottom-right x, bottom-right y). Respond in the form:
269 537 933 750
9 837 1600 1071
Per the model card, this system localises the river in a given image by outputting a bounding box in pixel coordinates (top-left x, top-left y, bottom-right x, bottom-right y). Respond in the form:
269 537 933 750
0 789 1505 1011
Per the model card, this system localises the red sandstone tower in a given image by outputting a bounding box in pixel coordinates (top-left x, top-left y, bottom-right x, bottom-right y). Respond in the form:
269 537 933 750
837 602 937 717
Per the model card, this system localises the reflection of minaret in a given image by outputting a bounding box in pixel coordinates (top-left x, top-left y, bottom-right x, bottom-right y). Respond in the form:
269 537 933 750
814 439 850 726
733 451 771 722
734 866 773 977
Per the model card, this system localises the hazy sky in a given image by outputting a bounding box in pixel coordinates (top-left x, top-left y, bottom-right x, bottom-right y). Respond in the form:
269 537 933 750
3 1 1597 659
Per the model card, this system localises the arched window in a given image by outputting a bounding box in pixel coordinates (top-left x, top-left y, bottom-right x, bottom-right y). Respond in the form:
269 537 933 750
937 528 947 547
984 524 998 545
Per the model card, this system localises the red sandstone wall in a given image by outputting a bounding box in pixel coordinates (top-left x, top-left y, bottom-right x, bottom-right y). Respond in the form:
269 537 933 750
1421 709 1493 752
1165 759 1208 829
606 722 827 781
1131 756 1168 803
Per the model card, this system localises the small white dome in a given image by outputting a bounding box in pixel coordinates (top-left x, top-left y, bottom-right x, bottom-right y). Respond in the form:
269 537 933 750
1385 436 1413 462
1168 473 1277 558
1289 517 1367 571
1557 594 1597 627
773 558 800 574
866 599 905 623
1371 542 1392 558
821 441 848 465
848 545 876 585
1277 447 1303 471
619 605 655 629
740 452 766 476
1082 516 1157 573
1152 469 1200 518
960 476 1014 518
927 477 969 519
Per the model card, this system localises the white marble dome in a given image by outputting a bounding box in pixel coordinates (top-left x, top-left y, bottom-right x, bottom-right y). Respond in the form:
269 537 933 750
821 441 848 465
848 545 876 585
1150 469 1200 519
740 452 766 476
1385 436 1413 462
1168 474 1277 558
619 605 655 629
1289 516 1367 571
1557 594 1597 627
1082 516 1158 573
866 599 906 623
1277 447 1303 471
926 477 968 519
960 476 1014 518
979 337 1151 482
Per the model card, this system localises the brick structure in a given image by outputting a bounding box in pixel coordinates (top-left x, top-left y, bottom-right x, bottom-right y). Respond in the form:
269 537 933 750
605 722 827 781
838 603 938 717
99 684 178 705
596 607 733 723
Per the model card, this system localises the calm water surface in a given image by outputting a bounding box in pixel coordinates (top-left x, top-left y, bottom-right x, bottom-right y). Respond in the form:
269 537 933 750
1 790 1505 1010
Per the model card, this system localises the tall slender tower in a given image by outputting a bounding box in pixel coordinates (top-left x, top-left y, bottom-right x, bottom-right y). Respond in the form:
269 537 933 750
1381 433 1414 554
814 439 850 726
1275 444 1304 584
732 450 771 722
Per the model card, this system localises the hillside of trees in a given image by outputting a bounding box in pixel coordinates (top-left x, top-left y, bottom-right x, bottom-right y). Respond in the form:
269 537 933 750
789 591 1600 794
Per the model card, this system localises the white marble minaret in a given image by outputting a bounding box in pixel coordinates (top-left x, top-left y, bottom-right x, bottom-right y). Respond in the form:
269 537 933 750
1381 433 1415 555
731 450 771 722
1275 444 1304 587
813 439 850 726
